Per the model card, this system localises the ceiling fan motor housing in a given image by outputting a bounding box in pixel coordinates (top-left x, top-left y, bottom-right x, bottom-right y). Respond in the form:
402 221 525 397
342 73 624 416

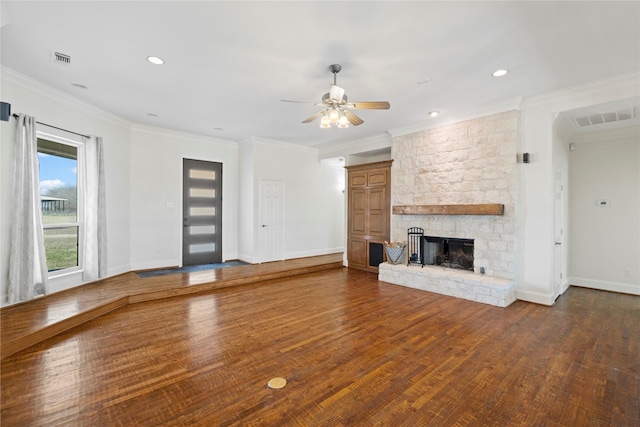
322 92 347 105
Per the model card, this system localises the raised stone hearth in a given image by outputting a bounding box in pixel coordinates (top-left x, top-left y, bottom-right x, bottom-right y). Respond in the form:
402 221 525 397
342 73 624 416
378 262 516 307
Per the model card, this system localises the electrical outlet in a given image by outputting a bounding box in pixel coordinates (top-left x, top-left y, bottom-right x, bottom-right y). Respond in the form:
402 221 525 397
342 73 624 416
624 270 631 277
156 249 161 256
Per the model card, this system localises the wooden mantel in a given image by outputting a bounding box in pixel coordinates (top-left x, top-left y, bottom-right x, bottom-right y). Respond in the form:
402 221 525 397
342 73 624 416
392 204 504 216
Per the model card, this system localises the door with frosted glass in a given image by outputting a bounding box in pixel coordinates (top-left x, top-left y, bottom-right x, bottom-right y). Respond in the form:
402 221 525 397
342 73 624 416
183 159 222 266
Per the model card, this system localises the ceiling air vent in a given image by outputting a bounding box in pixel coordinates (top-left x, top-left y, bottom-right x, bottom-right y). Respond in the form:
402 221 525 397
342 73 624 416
52 51 71 65
573 108 635 128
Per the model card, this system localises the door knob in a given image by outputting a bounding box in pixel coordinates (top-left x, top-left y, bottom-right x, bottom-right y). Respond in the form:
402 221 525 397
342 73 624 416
555 241 562 245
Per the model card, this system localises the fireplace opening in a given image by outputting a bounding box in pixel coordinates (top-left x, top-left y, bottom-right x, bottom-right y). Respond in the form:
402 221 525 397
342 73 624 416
422 236 474 271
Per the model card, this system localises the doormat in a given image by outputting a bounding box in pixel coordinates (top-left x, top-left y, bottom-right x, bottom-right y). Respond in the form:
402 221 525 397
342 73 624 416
136 260 249 278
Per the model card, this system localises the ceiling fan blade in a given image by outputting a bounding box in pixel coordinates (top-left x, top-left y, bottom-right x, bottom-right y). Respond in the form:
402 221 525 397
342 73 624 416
345 101 390 110
301 111 324 123
329 84 345 102
344 110 364 126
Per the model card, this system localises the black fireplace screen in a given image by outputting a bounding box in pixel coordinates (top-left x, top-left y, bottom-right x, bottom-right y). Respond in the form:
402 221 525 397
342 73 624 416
422 236 474 271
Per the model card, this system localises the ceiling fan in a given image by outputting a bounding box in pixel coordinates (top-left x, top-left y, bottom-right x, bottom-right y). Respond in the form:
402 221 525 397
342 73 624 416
281 64 390 128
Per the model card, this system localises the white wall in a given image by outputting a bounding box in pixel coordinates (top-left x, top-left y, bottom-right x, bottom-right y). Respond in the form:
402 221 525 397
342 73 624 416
1 68 345 306
568 129 639 295
517 73 640 305
1 69 132 305
3 64 638 307
129 126 239 270
241 138 345 262
238 140 256 262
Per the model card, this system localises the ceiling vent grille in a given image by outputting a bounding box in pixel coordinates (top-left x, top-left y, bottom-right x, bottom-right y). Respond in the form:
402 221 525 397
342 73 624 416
52 51 71 65
573 108 635 128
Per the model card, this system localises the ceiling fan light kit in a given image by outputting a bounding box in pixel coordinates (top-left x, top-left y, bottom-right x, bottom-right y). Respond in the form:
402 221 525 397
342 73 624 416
320 113 330 128
282 64 390 128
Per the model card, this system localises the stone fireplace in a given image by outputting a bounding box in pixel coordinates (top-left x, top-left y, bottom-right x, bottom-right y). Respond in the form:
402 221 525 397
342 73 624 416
379 110 519 307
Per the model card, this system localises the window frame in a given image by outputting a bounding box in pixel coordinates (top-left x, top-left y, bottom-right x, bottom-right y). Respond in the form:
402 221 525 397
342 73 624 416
37 130 85 278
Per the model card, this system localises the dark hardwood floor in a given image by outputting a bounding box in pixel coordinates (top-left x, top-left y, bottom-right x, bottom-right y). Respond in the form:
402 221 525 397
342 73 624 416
1 267 638 426
1 254 343 359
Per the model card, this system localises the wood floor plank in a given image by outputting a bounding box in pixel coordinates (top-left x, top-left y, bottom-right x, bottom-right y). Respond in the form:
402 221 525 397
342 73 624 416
1 268 639 426
1 254 343 358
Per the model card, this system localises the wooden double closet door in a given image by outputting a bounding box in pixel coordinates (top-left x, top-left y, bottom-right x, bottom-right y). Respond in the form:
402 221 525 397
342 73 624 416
346 160 392 272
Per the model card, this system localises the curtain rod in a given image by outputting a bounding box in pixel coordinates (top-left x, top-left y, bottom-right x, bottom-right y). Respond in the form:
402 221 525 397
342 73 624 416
12 113 91 139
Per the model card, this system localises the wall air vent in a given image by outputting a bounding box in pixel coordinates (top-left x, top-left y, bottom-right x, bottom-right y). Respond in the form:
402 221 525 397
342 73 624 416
573 108 635 128
52 51 71 65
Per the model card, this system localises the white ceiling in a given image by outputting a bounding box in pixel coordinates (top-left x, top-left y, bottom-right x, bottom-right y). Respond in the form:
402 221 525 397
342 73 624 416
1 1 638 148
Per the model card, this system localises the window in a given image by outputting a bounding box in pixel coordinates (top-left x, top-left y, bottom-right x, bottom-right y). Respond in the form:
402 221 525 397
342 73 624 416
37 133 84 275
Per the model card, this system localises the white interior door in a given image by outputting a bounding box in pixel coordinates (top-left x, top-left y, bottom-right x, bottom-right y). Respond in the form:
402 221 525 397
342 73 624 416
259 179 283 263
553 172 564 300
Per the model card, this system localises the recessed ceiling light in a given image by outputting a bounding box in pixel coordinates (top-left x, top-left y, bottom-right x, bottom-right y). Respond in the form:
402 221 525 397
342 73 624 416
147 56 164 65
429 111 439 117
71 83 88 89
492 69 508 77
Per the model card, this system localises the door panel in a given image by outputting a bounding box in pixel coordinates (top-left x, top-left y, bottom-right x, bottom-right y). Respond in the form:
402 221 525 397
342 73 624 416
259 179 283 263
349 172 367 187
349 189 367 234
368 187 387 236
367 169 388 186
348 238 367 268
553 172 564 299
183 159 223 266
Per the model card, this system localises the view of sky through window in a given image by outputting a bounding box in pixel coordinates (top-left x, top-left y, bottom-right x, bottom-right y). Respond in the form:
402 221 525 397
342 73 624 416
38 153 77 195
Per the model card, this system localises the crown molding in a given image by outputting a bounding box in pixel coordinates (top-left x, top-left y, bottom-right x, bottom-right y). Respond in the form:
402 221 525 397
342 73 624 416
387 97 523 139
317 131 392 159
523 72 640 110
131 123 238 147
1 66 131 130
240 136 318 154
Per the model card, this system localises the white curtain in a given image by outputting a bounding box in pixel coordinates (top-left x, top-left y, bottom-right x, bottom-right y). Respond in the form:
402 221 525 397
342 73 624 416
83 135 107 281
8 114 49 304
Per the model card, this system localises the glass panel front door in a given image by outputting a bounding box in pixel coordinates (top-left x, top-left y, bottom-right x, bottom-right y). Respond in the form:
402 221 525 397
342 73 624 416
182 159 223 266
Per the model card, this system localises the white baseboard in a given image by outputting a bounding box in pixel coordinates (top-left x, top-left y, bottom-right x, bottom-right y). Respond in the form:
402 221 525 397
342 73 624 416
237 253 258 264
515 288 556 306
569 277 640 296
130 258 180 272
108 263 130 277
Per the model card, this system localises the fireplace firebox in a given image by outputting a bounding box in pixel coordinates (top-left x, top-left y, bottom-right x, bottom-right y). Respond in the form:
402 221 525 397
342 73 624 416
422 236 474 271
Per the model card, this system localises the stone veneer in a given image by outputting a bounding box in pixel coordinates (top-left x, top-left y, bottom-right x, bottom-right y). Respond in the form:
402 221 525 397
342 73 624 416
379 263 516 307
381 111 518 305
